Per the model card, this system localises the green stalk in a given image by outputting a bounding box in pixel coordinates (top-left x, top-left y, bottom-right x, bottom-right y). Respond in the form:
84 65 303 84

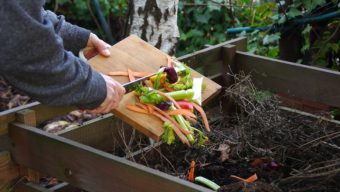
140 89 194 104
195 176 220 191
153 72 162 89
165 89 194 100
169 106 195 143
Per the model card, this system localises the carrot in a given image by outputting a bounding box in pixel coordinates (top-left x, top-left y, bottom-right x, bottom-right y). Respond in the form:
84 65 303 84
146 104 154 114
135 102 147 110
191 102 211 132
127 68 135 82
167 109 196 119
133 72 150 77
230 173 257 183
152 111 189 145
108 71 150 78
188 160 195 182
154 90 196 121
144 80 153 87
185 116 197 124
126 105 149 114
130 102 189 145
151 105 192 135
108 71 128 76
163 83 175 92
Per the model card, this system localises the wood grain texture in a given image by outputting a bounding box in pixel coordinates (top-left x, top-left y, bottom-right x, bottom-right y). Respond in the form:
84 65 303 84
9 123 212 192
88 35 222 141
0 151 19 191
236 51 340 108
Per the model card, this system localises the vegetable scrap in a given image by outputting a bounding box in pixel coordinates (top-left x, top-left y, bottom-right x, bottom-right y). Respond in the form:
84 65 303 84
109 60 209 146
188 160 196 182
194 176 221 191
230 173 258 183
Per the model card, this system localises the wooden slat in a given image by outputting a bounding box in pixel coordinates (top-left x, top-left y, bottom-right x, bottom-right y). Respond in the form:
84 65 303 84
221 45 237 114
9 123 212 192
0 151 19 191
31 105 75 124
15 182 52 192
236 51 340 108
178 37 247 69
58 114 135 152
0 122 8 136
0 102 39 120
15 109 41 185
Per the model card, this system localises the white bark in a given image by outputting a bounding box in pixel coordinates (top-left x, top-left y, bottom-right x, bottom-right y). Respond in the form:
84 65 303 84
128 0 179 54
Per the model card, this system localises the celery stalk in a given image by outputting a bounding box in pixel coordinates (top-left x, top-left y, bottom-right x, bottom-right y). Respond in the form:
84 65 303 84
153 72 162 89
192 77 203 105
195 176 220 191
165 89 194 100
169 106 195 143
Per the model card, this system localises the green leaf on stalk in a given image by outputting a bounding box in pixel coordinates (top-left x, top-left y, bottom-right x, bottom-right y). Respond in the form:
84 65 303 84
287 7 302 18
162 122 176 145
263 33 281 45
302 24 312 35
278 15 287 24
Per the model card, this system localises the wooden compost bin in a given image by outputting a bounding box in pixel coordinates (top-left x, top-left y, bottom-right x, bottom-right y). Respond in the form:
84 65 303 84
1 37 340 192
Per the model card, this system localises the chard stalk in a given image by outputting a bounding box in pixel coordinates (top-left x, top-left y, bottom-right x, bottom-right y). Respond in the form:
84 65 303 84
169 106 195 143
195 176 220 191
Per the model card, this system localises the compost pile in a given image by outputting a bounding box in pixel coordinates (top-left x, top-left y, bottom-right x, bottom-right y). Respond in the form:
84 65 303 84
126 73 340 192
0 76 31 112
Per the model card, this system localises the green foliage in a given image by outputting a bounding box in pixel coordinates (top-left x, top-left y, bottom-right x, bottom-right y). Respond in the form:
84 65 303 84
44 0 127 40
45 0 338 68
176 0 279 57
176 0 230 56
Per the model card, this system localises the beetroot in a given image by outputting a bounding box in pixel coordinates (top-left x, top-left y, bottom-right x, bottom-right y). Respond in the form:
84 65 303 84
164 67 178 83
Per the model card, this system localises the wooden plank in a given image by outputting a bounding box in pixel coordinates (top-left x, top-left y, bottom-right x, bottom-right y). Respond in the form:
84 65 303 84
15 182 52 192
9 123 212 192
236 51 340 108
0 102 39 121
58 114 134 152
31 105 75 124
0 135 10 151
15 110 40 185
0 122 8 136
178 37 247 69
14 182 53 192
0 151 19 191
88 35 221 141
221 45 237 114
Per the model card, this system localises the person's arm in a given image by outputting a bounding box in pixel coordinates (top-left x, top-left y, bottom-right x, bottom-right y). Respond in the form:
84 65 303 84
0 1 108 109
43 10 111 57
43 9 90 55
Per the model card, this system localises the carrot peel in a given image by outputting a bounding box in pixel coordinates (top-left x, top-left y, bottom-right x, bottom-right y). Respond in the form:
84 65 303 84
230 173 258 183
126 105 149 114
167 109 196 119
188 160 195 182
191 102 210 132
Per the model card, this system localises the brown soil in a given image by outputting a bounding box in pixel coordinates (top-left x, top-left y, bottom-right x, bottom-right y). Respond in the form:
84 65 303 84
126 74 340 192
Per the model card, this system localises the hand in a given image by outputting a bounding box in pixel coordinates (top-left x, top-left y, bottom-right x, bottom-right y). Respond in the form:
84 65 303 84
85 33 111 57
86 74 126 114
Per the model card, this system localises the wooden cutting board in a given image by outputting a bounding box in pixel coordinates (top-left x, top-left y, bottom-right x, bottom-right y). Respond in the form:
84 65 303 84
88 35 221 141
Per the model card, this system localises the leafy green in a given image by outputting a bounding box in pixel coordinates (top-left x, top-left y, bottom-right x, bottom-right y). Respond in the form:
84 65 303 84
139 92 163 104
162 122 176 145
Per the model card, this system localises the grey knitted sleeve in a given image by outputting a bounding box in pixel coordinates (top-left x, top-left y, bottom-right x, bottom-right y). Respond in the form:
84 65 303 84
0 1 107 109
43 10 90 55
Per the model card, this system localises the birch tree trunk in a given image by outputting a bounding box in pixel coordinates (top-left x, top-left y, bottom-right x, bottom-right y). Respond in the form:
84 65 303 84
127 0 179 55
